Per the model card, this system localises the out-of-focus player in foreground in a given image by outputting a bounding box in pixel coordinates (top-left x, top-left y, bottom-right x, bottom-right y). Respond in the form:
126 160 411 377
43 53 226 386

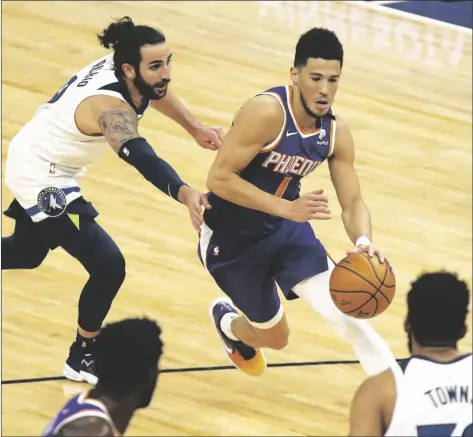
199 27 397 377
42 317 163 436
2 16 223 384
349 271 472 436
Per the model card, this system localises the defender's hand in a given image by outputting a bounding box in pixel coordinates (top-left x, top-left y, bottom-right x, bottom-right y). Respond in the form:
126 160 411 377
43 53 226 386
192 126 225 150
178 186 212 231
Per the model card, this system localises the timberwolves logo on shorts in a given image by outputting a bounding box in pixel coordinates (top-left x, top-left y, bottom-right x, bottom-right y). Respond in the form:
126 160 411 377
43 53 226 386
37 187 67 217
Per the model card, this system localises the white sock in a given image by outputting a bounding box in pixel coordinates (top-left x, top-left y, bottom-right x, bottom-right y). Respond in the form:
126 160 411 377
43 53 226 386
292 258 398 376
220 312 239 341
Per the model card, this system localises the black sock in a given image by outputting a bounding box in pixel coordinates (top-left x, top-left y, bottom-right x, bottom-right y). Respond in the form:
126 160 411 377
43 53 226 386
75 331 99 351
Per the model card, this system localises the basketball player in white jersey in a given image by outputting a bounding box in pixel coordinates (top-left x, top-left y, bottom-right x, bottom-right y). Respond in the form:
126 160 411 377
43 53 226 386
42 317 163 436
349 271 472 436
2 16 223 384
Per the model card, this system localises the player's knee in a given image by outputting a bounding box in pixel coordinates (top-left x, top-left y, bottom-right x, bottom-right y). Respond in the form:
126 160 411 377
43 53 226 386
93 248 126 288
107 250 126 286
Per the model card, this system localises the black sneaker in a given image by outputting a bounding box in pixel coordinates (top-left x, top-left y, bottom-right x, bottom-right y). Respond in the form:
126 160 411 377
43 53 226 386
209 297 267 377
63 339 98 385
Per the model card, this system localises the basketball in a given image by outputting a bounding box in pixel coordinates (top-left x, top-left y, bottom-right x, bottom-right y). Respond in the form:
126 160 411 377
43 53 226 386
329 252 396 319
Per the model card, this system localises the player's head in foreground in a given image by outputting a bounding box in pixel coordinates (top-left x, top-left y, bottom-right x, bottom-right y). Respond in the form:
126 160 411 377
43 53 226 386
405 271 470 354
93 317 164 409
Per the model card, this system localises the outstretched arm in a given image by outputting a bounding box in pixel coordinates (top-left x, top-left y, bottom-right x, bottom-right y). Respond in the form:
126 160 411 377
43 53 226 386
150 90 224 150
97 100 188 202
75 95 209 230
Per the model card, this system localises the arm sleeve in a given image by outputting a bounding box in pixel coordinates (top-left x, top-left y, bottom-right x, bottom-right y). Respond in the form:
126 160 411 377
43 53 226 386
118 137 187 201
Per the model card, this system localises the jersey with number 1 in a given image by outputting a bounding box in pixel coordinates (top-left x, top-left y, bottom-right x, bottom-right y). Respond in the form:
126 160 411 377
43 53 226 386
204 85 337 237
385 354 472 437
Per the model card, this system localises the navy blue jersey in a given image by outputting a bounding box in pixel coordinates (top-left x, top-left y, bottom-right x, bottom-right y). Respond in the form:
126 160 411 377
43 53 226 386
42 391 119 436
204 85 336 237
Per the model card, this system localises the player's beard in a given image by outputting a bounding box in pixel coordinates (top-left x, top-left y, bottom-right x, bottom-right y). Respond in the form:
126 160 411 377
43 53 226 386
300 89 320 119
133 70 170 100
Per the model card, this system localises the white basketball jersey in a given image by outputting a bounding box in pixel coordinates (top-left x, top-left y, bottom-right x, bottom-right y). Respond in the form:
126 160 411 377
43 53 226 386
13 53 149 170
385 354 472 437
5 53 153 218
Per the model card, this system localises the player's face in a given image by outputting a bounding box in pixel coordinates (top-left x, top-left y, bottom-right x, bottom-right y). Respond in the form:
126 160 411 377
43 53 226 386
292 58 341 117
135 43 172 99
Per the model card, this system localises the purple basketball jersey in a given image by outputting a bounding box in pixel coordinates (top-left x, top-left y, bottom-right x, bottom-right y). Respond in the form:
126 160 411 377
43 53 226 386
42 391 118 436
204 84 336 237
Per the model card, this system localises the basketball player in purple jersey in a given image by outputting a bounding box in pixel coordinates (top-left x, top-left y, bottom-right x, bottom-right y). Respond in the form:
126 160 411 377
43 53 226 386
42 317 163 436
198 28 397 377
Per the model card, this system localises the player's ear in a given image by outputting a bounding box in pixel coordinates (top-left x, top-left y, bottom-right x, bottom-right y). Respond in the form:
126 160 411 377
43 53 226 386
290 66 299 86
122 63 136 80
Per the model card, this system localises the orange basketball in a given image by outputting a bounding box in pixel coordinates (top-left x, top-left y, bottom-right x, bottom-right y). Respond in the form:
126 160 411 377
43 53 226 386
329 252 396 319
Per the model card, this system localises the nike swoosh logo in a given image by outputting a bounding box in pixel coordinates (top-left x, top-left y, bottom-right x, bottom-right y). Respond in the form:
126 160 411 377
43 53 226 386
286 131 298 137
216 329 234 354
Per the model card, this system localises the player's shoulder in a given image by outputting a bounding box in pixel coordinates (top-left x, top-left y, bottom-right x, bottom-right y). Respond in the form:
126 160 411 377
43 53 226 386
56 415 113 436
79 53 115 75
229 94 284 144
376 366 397 389
237 93 284 123
75 53 120 89
331 109 348 133
356 367 397 401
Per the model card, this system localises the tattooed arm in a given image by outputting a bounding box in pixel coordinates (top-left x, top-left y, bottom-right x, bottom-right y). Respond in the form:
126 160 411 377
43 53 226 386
74 95 211 229
97 104 140 152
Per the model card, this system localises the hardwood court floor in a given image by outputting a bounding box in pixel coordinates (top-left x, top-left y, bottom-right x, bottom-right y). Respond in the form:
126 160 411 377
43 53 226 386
2 1 472 435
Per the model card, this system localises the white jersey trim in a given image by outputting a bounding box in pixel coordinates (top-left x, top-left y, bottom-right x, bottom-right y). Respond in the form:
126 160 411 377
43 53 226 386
52 410 114 436
52 392 114 435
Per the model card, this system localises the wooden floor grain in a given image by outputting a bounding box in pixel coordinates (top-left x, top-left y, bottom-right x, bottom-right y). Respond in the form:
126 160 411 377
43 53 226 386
2 1 472 435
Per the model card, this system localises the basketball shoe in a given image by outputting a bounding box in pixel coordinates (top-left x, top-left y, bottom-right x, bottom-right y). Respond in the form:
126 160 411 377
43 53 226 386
209 297 266 377
63 336 98 385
